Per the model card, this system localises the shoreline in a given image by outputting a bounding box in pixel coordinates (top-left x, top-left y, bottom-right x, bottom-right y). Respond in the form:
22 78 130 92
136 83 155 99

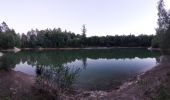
21 47 148 51
63 55 170 99
0 55 169 99
147 47 161 51
0 47 149 52
1 61 168 100
0 48 167 100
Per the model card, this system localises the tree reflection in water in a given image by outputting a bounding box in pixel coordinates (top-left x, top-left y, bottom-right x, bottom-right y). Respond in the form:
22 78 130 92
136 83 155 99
0 53 16 71
0 49 161 97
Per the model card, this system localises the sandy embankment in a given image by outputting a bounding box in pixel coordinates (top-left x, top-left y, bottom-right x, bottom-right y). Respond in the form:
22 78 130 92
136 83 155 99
0 70 35 99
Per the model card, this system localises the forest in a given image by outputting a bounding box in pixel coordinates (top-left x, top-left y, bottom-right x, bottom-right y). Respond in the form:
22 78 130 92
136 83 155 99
0 22 154 49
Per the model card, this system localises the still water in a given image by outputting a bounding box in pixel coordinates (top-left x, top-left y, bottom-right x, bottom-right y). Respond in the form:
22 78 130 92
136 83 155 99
0 48 160 91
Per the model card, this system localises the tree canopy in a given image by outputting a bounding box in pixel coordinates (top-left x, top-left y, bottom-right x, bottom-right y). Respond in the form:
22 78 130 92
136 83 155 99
152 0 170 51
19 28 153 48
0 22 154 49
0 22 20 49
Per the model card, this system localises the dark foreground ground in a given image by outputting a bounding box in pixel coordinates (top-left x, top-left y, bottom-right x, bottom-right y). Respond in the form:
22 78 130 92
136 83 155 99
0 70 57 100
0 56 170 100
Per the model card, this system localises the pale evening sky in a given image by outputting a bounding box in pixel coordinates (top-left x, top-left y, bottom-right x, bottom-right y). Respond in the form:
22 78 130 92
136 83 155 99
0 0 170 36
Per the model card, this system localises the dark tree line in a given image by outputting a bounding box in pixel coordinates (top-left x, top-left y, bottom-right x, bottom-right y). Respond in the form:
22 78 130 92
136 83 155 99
0 22 21 49
86 35 153 47
0 22 154 49
19 28 154 48
152 0 170 51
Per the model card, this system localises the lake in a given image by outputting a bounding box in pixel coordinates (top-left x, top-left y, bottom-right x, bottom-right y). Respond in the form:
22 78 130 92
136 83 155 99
0 48 160 92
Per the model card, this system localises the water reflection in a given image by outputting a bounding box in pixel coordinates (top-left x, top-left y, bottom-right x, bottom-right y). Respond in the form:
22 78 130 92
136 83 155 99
82 57 87 69
0 53 16 70
0 48 160 92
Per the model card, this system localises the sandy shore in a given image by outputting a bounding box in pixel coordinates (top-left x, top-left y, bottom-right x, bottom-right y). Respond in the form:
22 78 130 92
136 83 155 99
20 47 148 51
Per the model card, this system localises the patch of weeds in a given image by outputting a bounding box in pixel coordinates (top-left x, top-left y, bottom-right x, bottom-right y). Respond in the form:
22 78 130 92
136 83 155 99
137 80 149 89
137 80 145 85
0 96 11 100
155 85 170 100
19 93 32 100
4 96 10 100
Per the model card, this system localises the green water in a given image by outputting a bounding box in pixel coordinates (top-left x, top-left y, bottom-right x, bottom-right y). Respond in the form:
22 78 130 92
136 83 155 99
0 48 160 91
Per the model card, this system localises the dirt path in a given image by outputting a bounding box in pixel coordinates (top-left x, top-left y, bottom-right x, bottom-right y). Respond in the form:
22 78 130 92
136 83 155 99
0 70 33 100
